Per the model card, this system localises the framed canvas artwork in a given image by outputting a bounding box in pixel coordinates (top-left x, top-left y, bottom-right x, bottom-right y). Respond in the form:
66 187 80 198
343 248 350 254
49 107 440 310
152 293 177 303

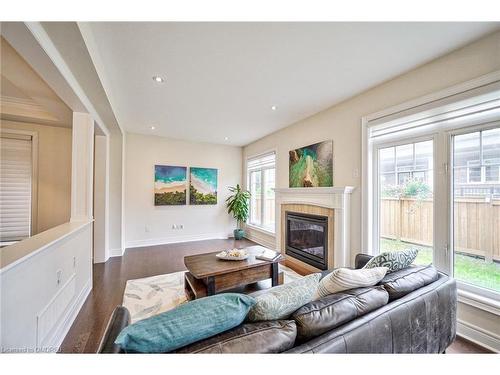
154 165 187 205
289 140 333 187
190 167 218 205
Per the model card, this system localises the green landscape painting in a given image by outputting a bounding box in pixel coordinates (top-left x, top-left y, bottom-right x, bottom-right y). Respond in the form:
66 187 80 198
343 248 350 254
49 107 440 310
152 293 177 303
154 165 187 205
190 167 218 205
289 141 333 187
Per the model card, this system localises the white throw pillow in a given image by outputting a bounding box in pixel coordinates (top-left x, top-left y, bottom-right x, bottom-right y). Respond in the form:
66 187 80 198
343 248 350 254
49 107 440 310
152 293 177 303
314 267 388 299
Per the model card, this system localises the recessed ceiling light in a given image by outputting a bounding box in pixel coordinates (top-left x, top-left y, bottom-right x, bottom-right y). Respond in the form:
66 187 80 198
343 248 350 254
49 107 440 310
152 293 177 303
271 105 277 111
224 136 229 141
150 125 156 130
152 75 165 83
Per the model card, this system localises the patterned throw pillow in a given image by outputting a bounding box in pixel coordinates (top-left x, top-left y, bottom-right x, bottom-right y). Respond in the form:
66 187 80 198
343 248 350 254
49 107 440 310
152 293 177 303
314 267 388 299
247 273 321 322
363 249 419 273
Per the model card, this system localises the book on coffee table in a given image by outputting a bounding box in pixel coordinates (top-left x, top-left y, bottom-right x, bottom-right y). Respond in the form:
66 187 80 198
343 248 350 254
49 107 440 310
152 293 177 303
256 249 282 262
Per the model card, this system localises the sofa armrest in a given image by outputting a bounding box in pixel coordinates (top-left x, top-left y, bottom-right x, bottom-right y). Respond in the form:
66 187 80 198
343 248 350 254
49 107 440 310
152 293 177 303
354 254 373 269
97 306 131 353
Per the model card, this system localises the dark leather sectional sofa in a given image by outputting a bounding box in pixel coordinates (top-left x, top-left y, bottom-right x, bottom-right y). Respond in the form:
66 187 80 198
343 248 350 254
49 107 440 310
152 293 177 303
98 254 457 354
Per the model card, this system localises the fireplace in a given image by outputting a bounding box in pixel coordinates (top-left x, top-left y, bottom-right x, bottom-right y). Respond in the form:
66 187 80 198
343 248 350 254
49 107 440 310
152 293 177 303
285 211 328 270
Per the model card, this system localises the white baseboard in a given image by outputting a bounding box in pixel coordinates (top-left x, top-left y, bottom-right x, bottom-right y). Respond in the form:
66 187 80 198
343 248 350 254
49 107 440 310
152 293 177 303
45 278 92 352
244 229 276 250
457 319 500 353
109 247 124 257
125 232 229 249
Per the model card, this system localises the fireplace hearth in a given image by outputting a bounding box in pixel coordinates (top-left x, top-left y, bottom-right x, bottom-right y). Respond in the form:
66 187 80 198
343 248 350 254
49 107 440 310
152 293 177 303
285 211 328 270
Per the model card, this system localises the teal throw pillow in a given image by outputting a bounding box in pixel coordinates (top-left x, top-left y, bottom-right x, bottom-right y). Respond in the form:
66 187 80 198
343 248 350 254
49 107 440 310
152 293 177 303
115 293 255 353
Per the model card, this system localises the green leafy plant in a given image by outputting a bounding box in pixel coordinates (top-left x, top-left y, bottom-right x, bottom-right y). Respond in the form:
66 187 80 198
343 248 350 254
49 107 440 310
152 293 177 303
226 184 251 228
403 179 431 199
381 178 431 200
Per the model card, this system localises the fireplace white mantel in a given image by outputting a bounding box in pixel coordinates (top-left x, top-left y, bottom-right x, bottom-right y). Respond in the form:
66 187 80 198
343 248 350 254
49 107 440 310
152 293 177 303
274 186 355 269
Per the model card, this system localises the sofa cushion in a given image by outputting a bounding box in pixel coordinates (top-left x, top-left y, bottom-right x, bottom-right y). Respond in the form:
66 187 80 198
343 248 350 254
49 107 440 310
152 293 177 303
292 286 389 342
175 320 297 353
114 293 255 353
363 249 419 273
247 273 321 322
378 264 439 301
315 267 388 298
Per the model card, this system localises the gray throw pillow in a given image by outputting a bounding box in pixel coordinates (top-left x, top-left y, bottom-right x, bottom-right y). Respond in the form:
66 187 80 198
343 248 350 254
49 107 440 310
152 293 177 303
247 273 321 322
363 249 419 273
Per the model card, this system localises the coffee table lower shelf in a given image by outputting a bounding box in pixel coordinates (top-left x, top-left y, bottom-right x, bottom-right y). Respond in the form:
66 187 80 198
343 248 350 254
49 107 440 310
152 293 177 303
184 268 284 301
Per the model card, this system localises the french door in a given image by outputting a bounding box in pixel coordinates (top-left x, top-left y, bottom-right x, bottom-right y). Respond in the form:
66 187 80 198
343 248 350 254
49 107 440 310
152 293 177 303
450 126 500 295
373 123 500 298
375 136 436 266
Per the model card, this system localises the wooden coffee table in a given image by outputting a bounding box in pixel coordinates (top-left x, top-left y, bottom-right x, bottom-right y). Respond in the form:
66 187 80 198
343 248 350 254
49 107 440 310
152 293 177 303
183 245 282 300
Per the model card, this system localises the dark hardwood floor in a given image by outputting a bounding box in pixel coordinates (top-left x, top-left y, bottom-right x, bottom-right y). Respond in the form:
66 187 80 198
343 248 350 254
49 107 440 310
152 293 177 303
59 238 255 353
60 238 491 354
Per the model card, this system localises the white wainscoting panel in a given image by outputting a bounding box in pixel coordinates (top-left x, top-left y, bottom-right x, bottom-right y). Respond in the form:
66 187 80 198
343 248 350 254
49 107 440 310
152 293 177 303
37 273 76 348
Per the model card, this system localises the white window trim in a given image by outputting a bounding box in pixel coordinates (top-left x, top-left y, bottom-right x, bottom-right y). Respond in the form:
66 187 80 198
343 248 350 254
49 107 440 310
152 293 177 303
0 128 39 237
362 70 500 311
245 149 277 234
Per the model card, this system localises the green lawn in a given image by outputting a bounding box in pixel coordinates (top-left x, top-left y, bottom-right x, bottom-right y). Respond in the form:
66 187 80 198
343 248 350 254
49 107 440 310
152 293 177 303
380 238 500 292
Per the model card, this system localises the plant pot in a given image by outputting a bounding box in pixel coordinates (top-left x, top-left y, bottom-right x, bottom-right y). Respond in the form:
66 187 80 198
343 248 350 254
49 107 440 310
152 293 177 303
233 229 245 240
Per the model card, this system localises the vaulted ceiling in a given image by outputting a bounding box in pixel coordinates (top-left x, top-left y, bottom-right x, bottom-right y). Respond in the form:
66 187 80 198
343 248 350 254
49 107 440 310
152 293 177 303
1 37 72 127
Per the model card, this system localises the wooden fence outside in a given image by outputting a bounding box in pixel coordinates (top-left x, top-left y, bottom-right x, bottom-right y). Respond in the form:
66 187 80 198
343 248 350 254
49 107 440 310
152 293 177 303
380 197 500 262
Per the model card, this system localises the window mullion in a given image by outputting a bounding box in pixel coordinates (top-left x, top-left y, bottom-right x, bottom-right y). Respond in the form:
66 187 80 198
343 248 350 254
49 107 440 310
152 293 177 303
260 169 265 226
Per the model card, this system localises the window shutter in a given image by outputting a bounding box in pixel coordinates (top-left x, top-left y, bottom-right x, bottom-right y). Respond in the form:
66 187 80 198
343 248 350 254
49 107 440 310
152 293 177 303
0 135 32 242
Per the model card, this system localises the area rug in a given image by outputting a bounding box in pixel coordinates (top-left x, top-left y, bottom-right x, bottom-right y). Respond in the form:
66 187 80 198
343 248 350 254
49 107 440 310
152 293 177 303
123 265 302 323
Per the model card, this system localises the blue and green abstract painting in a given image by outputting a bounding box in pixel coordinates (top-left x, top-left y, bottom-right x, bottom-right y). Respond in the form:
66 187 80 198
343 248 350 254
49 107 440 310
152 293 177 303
289 141 333 187
154 165 187 205
190 167 218 205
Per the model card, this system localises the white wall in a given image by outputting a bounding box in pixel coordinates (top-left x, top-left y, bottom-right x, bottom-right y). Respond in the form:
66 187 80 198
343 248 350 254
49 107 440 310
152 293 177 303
124 133 242 248
108 132 123 255
93 135 108 263
243 30 500 350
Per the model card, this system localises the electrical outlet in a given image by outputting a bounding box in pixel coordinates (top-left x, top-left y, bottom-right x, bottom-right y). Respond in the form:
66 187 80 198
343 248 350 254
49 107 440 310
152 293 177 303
352 168 360 178
56 270 62 286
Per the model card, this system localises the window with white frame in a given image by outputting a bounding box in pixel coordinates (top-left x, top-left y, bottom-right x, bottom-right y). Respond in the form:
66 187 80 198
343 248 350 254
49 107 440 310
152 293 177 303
454 130 500 188
0 133 35 246
246 152 276 233
363 77 500 300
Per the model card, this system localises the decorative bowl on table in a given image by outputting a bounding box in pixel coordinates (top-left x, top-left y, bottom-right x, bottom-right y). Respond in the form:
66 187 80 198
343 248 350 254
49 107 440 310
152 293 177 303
216 248 249 261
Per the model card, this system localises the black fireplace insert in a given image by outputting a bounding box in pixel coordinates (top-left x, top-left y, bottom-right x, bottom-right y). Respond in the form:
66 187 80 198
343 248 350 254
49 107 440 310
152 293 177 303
285 211 328 270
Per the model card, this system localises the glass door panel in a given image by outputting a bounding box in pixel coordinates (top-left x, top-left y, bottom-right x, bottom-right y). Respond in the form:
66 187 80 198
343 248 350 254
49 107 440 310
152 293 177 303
263 168 275 231
249 170 261 226
452 128 500 292
378 140 434 265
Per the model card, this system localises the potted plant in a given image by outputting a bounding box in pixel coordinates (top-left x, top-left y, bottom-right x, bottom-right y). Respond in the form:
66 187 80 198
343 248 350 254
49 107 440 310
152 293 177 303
226 184 251 240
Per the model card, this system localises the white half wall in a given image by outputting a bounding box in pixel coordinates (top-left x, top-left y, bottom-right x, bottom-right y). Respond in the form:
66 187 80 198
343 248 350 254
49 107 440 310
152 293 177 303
0 221 92 352
124 133 242 248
